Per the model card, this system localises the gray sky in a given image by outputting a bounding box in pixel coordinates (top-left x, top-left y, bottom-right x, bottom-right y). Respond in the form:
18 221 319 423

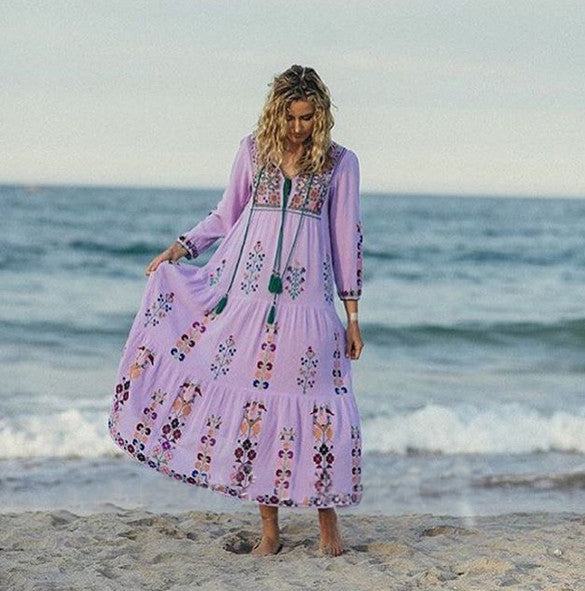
1 1 583 196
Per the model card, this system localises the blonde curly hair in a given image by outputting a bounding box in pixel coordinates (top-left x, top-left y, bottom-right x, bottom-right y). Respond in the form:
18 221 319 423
253 65 336 175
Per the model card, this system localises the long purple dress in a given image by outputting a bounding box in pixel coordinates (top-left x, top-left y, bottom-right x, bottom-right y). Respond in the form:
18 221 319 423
108 132 364 508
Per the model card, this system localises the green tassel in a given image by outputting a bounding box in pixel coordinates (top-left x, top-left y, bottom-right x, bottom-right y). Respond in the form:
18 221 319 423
266 304 276 324
268 273 283 294
214 294 228 314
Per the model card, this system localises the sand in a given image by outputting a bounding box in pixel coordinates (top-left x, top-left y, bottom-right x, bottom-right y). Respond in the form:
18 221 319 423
1 508 584 590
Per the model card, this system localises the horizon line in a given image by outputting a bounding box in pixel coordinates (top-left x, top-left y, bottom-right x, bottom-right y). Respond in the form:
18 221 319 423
2 181 584 202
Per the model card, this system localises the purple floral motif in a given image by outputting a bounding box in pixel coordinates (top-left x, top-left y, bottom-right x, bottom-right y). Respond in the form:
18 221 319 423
350 425 364 502
108 376 131 434
240 241 265 294
322 255 334 304
170 309 218 361
192 414 223 486
332 331 348 395
210 335 237 379
151 381 203 473
284 260 306 300
226 400 267 498
255 426 296 506
252 321 278 390
274 427 295 500
144 292 175 328
209 259 226 286
309 404 335 505
130 389 167 456
297 346 318 394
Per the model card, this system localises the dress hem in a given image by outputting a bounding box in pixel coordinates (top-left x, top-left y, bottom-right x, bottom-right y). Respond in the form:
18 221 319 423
108 421 363 510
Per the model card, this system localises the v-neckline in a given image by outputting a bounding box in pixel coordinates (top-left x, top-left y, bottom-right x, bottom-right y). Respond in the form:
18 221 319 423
280 167 297 181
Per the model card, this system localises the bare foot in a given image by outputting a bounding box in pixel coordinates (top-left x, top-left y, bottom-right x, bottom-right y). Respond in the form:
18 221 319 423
318 508 344 556
250 536 283 556
251 505 282 556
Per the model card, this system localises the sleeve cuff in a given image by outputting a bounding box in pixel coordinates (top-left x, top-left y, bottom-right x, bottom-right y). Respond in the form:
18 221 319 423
176 235 198 260
338 289 362 300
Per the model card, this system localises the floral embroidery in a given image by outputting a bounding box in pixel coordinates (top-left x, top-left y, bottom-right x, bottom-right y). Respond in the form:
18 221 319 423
350 425 363 501
209 259 226 286
210 335 237 379
298 417 363 508
110 394 362 507
170 309 218 361
254 163 281 208
252 321 278 390
284 260 306 300
250 135 346 218
297 346 318 394
144 292 174 328
289 145 346 217
332 332 348 395
129 389 167 458
274 427 295 500
192 414 222 486
108 375 131 435
240 240 265 294
112 377 131 412
256 426 295 506
129 346 155 379
226 400 267 497
150 381 203 473
322 255 333 304
289 174 323 218
309 404 335 504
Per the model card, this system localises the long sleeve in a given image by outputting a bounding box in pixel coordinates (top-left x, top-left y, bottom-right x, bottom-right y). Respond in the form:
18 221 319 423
177 135 253 259
328 149 364 300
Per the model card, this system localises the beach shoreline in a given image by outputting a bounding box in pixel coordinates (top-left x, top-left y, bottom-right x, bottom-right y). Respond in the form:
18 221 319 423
2 507 584 590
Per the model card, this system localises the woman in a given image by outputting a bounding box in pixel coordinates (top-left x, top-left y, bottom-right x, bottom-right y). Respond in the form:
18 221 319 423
109 65 364 557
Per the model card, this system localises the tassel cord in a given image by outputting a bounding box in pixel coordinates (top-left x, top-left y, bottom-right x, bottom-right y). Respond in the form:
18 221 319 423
213 165 265 312
268 174 314 292
269 178 290 284
279 175 314 281
265 173 315 323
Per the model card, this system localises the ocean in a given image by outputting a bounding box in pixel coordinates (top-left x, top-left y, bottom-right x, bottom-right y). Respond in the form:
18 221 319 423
2 184 585 517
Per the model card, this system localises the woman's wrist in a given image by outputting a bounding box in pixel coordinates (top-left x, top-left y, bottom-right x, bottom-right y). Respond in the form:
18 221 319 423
348 312 359 324
172 241 189 257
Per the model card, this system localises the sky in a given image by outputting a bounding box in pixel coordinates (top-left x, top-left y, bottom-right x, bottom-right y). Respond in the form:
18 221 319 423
1 1 583 197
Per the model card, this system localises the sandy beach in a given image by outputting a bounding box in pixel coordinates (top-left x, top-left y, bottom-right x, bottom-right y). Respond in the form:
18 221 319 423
1 508 584 590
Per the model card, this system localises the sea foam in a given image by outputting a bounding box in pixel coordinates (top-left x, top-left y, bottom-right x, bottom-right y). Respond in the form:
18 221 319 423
364 403 585 455
0 410 117 460
2 403 585 459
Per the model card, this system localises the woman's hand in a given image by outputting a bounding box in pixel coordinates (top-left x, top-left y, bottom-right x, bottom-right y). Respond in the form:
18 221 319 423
145 242 188 276
345 321 364 360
